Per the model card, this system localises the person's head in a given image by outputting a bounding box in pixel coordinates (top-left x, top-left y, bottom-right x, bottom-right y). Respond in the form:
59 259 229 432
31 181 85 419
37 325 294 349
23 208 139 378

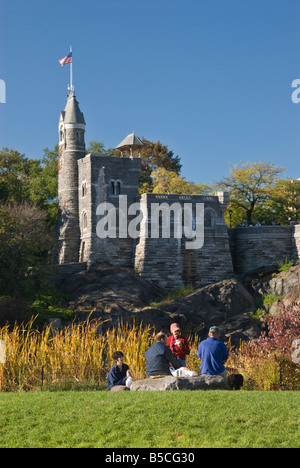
208 326 220 338
113 351 124 366
170 323 181 338
155 332 167 344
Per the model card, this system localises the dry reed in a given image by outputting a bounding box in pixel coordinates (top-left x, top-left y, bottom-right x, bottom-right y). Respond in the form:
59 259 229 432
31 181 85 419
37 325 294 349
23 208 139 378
0 317 159 392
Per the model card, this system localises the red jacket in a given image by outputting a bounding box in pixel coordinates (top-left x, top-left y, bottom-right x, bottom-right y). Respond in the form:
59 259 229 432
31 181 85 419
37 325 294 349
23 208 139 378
166 335 190 360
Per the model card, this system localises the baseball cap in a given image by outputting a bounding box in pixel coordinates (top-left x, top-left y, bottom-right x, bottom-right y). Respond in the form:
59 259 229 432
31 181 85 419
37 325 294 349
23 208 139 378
170 323 181 332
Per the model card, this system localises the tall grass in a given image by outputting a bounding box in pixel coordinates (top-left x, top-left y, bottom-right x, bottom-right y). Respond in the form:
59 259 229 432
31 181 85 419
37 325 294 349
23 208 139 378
0 318 157 392
0 317 298 392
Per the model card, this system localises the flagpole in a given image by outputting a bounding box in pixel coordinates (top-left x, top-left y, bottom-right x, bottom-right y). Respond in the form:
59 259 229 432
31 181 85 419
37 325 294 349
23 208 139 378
70 46 73 92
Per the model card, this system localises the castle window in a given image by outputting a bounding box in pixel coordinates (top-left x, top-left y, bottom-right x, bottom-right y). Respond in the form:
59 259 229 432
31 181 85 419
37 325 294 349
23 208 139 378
82 182 87 198
116 181 121 195
204 211 216 228
110 181 115 195
82 211 88 230
80 242 85 262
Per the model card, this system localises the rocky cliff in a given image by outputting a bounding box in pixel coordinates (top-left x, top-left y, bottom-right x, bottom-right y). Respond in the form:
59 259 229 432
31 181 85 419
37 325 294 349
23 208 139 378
56 263 300 345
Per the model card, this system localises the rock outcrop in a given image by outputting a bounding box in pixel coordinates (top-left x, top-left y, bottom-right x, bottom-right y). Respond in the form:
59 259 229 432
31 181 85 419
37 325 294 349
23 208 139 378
55 263 300 345
130 375 230 391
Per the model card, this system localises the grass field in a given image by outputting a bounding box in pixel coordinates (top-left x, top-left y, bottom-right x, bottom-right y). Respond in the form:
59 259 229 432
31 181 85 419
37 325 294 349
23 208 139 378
0 391 299 448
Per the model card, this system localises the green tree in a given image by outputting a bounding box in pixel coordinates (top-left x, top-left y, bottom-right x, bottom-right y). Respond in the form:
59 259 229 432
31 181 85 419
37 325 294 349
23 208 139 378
29 146 59 226
139 139 182 194
0 148 34 203
216 161 284 226
268 179 300 224
86 140 106 154
152 167 211 195
0 203 54 296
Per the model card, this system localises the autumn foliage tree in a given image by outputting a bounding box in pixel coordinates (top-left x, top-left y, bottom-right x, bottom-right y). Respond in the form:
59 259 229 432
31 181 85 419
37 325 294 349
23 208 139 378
215 161 284 226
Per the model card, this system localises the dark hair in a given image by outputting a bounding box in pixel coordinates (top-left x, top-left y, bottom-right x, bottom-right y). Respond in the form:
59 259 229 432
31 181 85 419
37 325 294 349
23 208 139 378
112 351 124 361
227 374 244 390
155 332 167 342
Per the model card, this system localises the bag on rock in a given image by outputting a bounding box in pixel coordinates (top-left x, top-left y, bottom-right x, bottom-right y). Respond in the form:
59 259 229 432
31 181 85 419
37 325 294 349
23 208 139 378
170 366 198 377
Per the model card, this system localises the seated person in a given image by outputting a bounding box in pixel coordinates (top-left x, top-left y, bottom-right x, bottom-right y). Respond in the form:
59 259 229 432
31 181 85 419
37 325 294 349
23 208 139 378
197 326 229 377
145 332 181 378
107 351 131 391
166 323 190 367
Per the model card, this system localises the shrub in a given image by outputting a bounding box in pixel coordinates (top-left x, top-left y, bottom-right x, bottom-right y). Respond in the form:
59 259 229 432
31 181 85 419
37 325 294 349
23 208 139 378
278 258 294 272
228 304 300 390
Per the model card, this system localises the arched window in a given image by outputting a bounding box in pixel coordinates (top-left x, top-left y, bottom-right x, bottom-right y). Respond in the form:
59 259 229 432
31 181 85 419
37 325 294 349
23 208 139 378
204 211 216 228
204 213 212 227
82 182 87 198
82 211 88 229
110 181 115 195
116 181 121 195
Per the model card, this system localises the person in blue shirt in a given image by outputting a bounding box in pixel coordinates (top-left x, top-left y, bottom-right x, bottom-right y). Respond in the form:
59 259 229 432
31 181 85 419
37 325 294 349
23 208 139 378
107 351 131 391
197 326 229 376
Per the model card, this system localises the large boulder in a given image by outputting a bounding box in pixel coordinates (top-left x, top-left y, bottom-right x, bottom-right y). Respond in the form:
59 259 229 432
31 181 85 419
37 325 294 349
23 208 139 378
130 375 230 391
55 266 261 343
266 265 300 297
136 278 259 344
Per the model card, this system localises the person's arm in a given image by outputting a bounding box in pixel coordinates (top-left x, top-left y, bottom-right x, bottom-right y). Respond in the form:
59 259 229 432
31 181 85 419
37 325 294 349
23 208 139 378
196 343 202 360
181 337 190 356
164 346 180 369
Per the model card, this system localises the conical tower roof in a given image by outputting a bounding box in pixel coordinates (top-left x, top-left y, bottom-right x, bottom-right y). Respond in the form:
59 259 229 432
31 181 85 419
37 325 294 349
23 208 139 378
63 91 85 125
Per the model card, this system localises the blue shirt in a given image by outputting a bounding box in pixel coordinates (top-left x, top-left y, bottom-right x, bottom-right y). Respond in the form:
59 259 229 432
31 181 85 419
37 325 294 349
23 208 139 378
197 337 229 375
107 363 129 390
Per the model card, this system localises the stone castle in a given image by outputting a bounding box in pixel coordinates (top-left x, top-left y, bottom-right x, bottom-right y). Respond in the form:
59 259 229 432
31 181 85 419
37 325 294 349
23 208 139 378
57 91 300 290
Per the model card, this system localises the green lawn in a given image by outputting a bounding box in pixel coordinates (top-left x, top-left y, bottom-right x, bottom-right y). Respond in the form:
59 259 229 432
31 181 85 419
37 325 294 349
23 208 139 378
0 391 299 448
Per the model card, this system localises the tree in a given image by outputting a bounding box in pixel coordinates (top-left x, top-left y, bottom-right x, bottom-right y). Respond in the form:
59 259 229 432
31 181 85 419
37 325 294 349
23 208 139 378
85 138 183 194
0 203 55 296
29 146 59 226
152 168 211 195
216 161 284 226
86 140 119 157
139 139 182 194
86 140 106 154
0 148 34 203
267 179 300 224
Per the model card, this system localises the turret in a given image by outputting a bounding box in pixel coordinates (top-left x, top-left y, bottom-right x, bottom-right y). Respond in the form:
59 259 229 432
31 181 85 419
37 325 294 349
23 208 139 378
57 91 86 263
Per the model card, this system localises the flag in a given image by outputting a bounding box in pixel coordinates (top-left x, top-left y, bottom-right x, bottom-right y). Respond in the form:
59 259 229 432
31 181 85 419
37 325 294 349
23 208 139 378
59 52 72 66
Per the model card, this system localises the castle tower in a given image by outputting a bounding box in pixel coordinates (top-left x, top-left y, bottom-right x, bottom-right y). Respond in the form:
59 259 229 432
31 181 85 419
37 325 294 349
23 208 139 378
57 90 86 263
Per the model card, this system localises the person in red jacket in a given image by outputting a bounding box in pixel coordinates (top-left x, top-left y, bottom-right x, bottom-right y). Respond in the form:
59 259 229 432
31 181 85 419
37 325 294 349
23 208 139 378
166 323 190 367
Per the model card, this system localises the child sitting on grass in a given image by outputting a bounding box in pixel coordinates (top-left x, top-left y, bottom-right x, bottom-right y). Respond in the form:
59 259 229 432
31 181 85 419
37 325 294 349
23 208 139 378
107 351 132 391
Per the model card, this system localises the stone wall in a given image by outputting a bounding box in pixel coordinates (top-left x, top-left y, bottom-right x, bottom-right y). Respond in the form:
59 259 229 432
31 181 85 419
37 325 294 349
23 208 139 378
135 192 234 290
78 154 142 268
293 224 300 260
229 225 300 274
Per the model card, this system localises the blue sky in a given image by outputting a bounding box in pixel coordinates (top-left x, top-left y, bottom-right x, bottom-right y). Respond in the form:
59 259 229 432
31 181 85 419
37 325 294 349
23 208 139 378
1 0 300 185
